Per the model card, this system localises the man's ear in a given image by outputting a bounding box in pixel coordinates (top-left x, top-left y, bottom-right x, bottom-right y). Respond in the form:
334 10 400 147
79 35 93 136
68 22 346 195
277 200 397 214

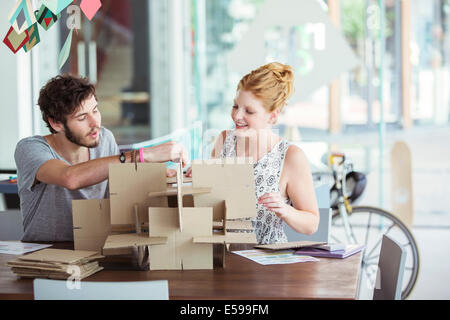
48 117 64 133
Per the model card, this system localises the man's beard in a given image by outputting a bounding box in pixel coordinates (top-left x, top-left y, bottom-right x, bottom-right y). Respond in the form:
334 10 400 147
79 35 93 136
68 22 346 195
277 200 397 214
63 122 99 148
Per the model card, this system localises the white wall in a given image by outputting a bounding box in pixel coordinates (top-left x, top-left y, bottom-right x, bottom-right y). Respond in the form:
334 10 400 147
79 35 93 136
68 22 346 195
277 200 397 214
0 0 22 170
0 0 59 170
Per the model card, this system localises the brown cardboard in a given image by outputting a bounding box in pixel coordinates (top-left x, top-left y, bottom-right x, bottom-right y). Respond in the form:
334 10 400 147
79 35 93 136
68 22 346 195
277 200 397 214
11 248 103 265
176 162 183 232
191 159 256 221
148 186 212 198
193 232 257 244
72 199 111 252
213 220 254 231
254 241 326 250
167 176 192 184
68 160 261 271
148 207 213 270
102 233 168 250
109 163 168 225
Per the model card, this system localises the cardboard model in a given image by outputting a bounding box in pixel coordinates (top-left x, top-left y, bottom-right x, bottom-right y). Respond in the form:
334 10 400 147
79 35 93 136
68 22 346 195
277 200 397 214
72 160 258 270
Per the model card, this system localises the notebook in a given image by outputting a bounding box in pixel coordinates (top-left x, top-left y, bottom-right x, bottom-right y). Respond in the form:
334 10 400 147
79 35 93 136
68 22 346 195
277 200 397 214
294 244 365 259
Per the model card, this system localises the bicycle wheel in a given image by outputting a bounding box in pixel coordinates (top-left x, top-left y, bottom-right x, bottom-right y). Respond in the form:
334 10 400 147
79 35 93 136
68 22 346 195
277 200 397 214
331 206 420 300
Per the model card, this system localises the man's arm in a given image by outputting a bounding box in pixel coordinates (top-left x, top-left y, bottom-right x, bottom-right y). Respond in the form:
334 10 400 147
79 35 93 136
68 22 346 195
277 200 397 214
36 142 188 191
36 154 125 191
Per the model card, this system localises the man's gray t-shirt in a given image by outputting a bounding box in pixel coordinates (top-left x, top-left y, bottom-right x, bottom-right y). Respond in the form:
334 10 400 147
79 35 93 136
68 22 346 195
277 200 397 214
14 127 120 242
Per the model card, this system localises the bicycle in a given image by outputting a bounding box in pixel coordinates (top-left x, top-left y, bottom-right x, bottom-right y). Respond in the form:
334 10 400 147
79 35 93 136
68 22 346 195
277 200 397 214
313 153 420 300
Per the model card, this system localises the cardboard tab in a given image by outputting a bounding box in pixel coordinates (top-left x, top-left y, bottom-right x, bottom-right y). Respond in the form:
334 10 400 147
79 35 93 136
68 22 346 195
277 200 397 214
102 234 168 250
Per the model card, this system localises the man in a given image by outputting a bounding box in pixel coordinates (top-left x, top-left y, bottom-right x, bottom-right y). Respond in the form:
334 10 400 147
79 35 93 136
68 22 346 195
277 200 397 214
14 74 188 242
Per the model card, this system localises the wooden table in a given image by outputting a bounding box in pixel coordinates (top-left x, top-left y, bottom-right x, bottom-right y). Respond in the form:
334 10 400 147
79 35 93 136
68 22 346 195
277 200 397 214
0 243 362 300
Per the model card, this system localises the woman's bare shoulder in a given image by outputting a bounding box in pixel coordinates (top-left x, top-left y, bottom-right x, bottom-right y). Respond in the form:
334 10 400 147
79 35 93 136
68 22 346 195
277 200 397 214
285 144 307 163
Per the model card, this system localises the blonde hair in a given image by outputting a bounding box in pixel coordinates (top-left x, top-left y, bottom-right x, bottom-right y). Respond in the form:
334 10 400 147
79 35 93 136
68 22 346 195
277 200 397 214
237 62 295 112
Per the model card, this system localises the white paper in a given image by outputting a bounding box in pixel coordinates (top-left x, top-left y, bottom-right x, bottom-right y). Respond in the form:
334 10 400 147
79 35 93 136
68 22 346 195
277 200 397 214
232 249 319 265
0 241 52 255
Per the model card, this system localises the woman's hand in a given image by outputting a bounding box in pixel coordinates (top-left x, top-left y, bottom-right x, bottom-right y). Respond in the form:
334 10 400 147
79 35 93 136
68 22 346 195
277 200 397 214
185 167 192 177
258 192 291 219
166 168 177 177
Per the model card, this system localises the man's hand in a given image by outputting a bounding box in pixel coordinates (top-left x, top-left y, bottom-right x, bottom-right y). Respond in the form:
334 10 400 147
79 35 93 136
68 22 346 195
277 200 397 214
142 141 188 167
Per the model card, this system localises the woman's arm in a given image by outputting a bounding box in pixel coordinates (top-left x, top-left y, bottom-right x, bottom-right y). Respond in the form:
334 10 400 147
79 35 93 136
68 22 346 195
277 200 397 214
258 145 319 235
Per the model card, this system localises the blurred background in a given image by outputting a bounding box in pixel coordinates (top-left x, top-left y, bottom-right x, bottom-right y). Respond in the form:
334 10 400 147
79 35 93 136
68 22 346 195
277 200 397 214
1 0 449 299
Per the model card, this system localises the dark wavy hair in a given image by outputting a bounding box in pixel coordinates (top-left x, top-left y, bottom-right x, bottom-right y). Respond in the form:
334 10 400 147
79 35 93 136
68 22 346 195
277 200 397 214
38 74 96 134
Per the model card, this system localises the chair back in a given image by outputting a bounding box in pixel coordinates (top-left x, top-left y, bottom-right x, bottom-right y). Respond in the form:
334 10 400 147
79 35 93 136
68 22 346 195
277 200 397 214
284 184 331 242
284 207 331 243
373 234 406 300
34 279 169 300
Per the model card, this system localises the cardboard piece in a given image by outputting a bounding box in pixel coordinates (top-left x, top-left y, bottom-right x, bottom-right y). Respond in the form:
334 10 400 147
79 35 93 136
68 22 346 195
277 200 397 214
191 159 256 221
213 220 254 231
148 186 211 198
176 162 183 232
254 241 326 251
109 163 167 225
193 232 257 244
166 176 192 184
148 207 213 270
102 234 168 250
72 199 111 252
7 248 104 280
71 160 258 270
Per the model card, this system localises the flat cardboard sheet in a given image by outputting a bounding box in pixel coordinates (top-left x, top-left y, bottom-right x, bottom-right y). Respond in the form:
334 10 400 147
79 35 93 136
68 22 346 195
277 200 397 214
13 248 103 264
102 233 168 250
213 220 254 231
72 199 111 252
166 176 192 184
109 163 167 225
176 162 183 232
191 159 256 221
193 232 257 244
148 207 213 270
254 241 326 251
148 186 211 198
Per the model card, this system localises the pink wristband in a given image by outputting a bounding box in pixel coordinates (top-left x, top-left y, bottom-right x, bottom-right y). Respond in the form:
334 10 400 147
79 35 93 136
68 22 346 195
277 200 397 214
139 148 144 163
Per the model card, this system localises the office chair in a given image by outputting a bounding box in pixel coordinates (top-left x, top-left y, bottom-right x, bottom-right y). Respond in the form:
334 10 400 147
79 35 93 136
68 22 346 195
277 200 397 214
373 234 406 300
0 210 24 240
283 184 331 242
34 279 169 300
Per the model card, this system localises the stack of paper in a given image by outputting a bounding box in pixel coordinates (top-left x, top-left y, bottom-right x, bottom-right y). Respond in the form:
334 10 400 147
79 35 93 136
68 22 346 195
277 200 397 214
7 249 104 280
294 244 365 259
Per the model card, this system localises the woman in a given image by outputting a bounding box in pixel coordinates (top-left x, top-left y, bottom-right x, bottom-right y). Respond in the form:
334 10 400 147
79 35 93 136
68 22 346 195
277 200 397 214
191 62 319 244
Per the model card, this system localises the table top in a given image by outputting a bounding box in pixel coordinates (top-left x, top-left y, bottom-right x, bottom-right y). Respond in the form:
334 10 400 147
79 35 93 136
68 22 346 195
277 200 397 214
0 243 362 300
